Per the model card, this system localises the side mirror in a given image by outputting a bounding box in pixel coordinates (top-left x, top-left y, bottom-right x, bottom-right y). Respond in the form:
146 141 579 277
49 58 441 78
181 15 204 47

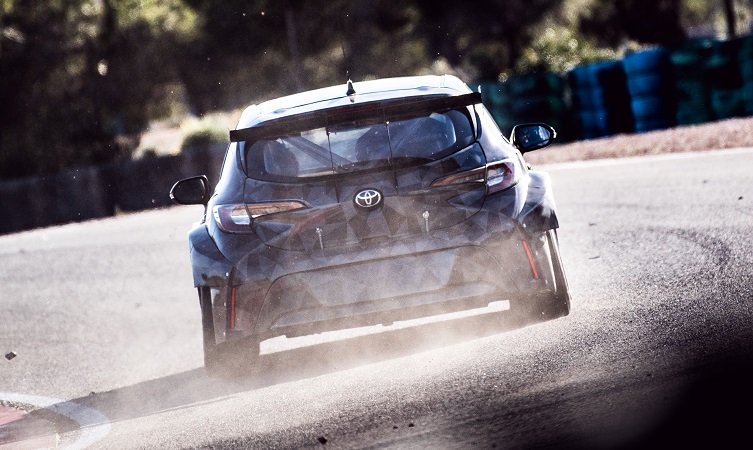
170 175 211 206
510 123 556 153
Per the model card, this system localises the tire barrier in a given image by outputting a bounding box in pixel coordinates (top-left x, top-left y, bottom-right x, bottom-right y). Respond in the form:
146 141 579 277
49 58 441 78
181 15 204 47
473 34 753 141
623 48 675 133
476 73 568 140
506 73 568 140
0 143 226 235
670 39 714 126
476 33 753 140
737 35 753 116
706 39 745 120
477 81 516 135
568 60 633 139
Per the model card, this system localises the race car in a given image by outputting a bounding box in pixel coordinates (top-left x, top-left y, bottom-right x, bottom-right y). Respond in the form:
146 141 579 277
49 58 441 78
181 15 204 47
170 75 570 376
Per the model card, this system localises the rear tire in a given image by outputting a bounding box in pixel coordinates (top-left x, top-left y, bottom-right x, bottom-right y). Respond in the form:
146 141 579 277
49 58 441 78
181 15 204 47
521 229 571 322
544 229 571 317
199 288 259 378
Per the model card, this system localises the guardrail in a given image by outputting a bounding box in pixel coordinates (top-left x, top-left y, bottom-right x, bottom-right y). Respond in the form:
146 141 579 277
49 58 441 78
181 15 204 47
0 143 226 235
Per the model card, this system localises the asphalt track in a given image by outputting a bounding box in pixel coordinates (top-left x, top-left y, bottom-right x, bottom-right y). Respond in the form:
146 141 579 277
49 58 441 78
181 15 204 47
1 148 752 449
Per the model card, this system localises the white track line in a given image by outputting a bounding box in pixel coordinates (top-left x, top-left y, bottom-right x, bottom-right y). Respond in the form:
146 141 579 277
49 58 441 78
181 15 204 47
0 392 110 449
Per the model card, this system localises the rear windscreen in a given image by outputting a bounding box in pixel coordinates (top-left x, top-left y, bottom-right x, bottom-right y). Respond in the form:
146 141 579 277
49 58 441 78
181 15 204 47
245 108 475 181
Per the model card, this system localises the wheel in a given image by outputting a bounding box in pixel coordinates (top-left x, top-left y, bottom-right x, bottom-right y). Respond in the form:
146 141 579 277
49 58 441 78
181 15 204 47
198 287 259 378
522 229 571 321
544 229 571 318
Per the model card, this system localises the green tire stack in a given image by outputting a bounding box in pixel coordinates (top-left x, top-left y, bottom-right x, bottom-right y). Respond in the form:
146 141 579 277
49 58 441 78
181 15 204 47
737 34 753 116
670 39 714 125
707 38 744 120
504 72 568 141
476 81 516 136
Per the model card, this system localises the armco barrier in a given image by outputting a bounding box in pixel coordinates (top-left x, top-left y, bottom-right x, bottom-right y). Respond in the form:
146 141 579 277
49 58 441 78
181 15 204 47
112 143 225 212
0 166 114 235
0 177 51 234
0 143 226 235
49 167 116 224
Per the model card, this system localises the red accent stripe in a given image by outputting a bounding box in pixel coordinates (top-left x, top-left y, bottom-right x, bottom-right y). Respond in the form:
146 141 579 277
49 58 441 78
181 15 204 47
230 287 236 329
522 240 539 280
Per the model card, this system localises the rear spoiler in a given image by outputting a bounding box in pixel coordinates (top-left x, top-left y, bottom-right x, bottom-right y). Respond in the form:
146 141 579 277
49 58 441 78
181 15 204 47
229 92 482 142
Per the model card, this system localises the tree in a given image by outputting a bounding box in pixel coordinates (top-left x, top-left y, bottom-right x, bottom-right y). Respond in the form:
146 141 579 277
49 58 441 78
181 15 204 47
0 0 196 179
578 0 686 48
176 0 565 107
412 0 563 79
724 0 737 36
10 0 709 181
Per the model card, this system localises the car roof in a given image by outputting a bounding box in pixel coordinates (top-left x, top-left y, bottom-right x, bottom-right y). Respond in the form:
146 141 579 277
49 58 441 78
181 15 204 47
235 74 472 130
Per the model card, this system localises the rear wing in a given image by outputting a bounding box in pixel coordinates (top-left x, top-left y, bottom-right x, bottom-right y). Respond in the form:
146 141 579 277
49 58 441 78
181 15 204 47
229 92 482 142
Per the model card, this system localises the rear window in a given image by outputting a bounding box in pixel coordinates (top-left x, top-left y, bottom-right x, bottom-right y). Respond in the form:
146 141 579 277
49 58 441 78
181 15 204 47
245 108 475 181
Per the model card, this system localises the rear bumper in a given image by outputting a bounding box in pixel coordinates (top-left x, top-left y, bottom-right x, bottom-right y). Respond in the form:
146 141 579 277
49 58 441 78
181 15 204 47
253 245 517 339
259 286 510 340
224 224 553 341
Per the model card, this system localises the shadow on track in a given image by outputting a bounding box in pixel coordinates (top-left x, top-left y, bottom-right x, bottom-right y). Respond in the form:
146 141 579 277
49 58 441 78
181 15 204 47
8 310 536 442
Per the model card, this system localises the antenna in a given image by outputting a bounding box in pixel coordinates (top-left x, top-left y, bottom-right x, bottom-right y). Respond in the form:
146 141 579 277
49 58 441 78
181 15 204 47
346 71 356 96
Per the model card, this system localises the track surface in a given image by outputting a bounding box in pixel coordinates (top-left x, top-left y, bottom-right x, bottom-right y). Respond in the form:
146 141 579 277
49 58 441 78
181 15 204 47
1 148 752 449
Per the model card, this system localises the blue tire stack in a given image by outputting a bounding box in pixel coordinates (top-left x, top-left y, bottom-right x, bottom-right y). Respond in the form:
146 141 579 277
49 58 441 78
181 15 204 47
568 60 633 140
623 48 676 132
670 39 714 125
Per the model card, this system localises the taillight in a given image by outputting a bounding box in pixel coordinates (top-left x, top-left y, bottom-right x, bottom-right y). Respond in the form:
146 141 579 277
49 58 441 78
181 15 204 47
430 167 486 187
486 158 520 194
213 201 307 233
430 158 521 193
213 205 252 233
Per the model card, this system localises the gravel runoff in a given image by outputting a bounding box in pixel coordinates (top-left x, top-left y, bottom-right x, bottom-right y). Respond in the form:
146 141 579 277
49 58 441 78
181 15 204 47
524 117 753 165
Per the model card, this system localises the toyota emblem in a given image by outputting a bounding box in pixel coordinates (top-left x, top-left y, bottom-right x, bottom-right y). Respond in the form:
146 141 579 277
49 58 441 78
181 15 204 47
354 189 383 209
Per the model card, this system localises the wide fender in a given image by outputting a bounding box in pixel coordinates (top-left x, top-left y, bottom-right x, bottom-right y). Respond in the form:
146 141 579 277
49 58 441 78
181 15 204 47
518 170 559 234
188 224 233 287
